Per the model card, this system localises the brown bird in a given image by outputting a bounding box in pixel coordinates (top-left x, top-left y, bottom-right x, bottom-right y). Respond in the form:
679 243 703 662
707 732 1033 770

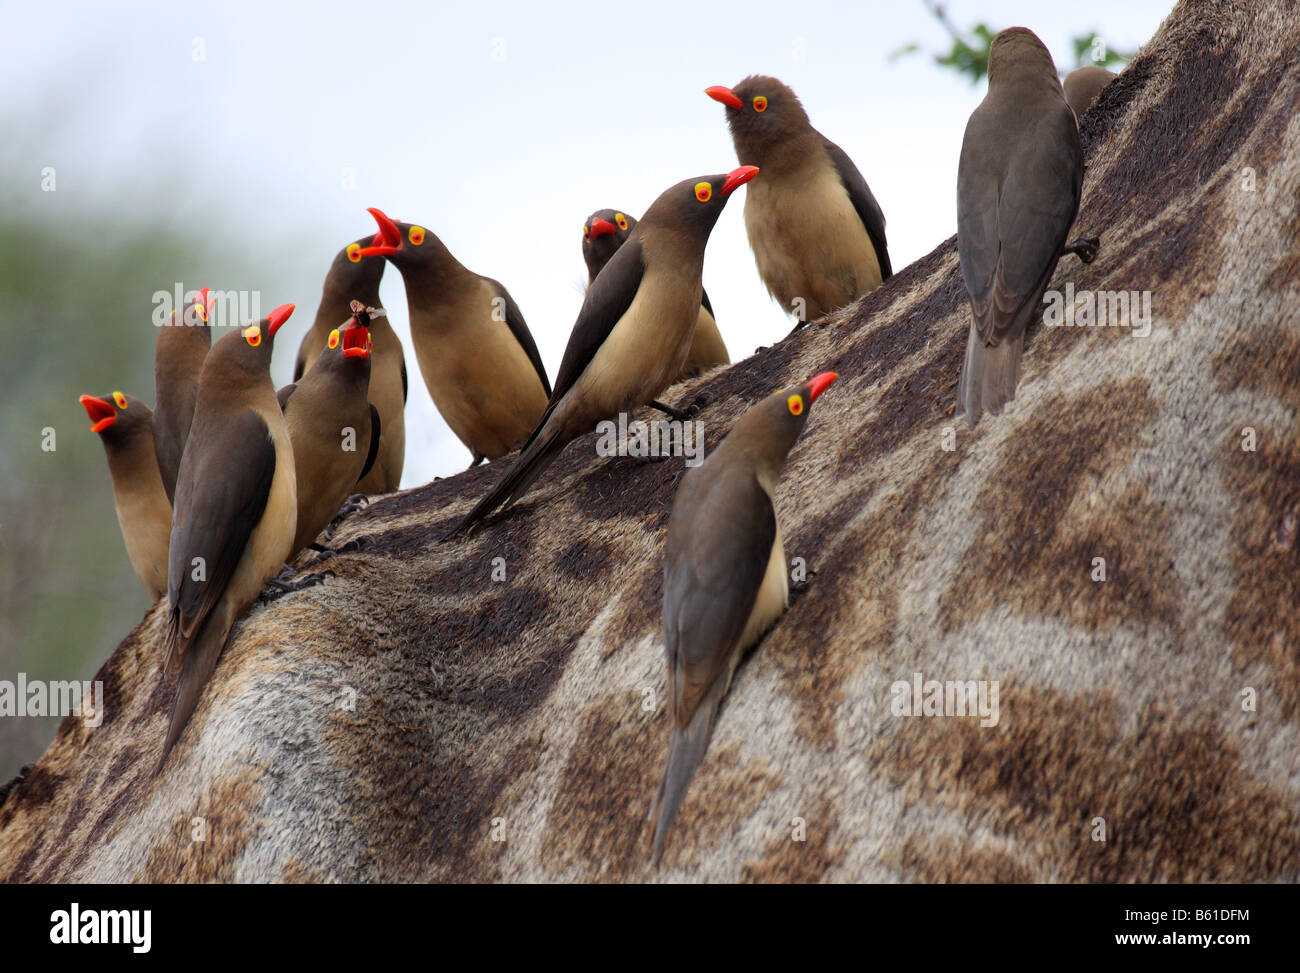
956 27 1098 426
452 166 759 535
153 288 214 504
294 233 406 494
80 391 171 601
583 208 730 381
1063 65 1117 119
707 77 891 324
159 302 299 767
649 371 838 863
279 313 380 559
358 208 550 468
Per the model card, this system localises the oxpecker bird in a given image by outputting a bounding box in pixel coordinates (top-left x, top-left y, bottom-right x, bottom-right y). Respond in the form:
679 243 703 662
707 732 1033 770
153 288 214 504
707 77 891 324
451 166 759 535
279 313 380 559
358 208 550 468
294 234 406 494
159 302 299 768
1063 65 1117 120
955 27 1098 426
649 371 838 863
583 208 730 381
80 391 172 600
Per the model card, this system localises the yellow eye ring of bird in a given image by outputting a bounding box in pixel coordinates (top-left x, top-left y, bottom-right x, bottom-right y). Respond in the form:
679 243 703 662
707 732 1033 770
787 393 803 415
113 391 128 410
346 243 363 263
615 213 628 230
694 182 712 203
408 226 426 246
244 325 262 347
753 95 768 112
195 301 208 323
582 224 590 240
328 329 341 350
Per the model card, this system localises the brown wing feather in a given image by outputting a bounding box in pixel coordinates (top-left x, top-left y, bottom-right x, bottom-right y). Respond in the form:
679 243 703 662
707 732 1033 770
164 409 276 668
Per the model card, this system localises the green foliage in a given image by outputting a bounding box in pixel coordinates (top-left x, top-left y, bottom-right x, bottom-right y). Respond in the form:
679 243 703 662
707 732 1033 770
889 1 1136 85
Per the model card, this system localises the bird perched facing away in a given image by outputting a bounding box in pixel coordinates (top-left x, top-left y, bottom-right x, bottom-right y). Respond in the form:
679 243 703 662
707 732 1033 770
451 166 760 536
159 302 299 768
279 312 380 559
358 208 550 468
583 208 730 381
80 391 171 601
294 234 406 495
956 27 1098 426
649 370 838 863
1063 65 1117 120
153 287 214 504
706 76 891 324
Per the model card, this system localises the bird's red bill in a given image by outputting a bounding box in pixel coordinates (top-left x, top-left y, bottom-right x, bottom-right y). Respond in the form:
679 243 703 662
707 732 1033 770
360 207 402 257
588 217 617 239
342 323 371 359
807 371 838 402
266 303 295 336
721 165 760 196
79 394 116 432
705 85 743 110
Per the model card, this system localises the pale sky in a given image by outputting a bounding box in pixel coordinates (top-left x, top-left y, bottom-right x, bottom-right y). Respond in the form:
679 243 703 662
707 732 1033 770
4 0 1172 485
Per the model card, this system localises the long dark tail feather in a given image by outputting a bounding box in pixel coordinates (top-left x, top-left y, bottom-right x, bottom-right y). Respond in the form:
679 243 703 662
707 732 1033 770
955 327 1023 429
447 428 569 537
648 678 726 865
155 614 231 774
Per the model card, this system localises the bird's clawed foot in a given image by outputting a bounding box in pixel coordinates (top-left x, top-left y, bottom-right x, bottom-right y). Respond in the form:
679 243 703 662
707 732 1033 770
303 534 373 569
466 452 486 470
260 570 333 603
332 493 369 523
789 570 817 605
321 494 368 543
1063 235 1100 264
650 393 708 422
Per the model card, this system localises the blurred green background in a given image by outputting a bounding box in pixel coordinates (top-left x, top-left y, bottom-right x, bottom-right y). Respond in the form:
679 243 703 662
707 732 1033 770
0 120 318 778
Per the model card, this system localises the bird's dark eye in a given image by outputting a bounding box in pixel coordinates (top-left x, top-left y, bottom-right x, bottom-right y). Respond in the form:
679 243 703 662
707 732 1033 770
787 393 803 415
694 182 712 202
346 243 362 263
615 213 628 230
113 391 128 410
753 96 767 112
583 224 590 240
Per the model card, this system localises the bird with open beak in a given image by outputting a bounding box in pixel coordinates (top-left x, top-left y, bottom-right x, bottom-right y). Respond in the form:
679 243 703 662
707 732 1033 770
357 207 551 469
583 208 730 381
294 234 407 494
707 77 891 325
451 165 759 536
159 302 298 769
279 310 380 560
80 391 172 601
649 371 838 863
